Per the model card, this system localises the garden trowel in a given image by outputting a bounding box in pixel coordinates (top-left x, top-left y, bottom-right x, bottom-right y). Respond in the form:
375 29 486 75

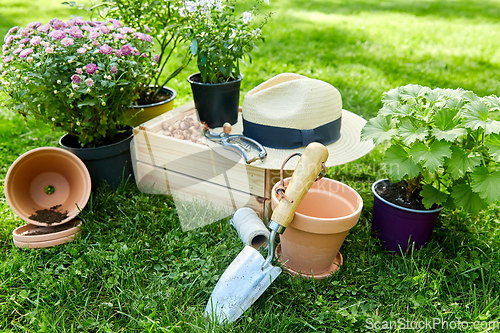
205 142 329 324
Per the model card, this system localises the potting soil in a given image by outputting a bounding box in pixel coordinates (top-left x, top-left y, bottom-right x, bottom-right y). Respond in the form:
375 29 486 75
375 180 428 210
29 204 69 224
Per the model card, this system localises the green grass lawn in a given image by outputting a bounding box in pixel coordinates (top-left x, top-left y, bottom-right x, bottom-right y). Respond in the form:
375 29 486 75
1 0 500 332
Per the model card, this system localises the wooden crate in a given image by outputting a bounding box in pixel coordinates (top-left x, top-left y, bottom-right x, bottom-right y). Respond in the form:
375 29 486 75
132 101 292 220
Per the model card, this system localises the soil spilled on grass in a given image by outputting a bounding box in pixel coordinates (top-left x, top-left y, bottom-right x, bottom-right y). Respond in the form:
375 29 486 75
29 204 69 224
375 180 433 210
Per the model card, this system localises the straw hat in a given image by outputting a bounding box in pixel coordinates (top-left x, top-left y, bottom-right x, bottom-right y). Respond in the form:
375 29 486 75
207 73 374 170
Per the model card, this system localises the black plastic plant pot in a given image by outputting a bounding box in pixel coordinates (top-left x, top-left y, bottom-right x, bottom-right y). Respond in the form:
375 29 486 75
59 127 134 191
187 72 242 128
371 179 443 254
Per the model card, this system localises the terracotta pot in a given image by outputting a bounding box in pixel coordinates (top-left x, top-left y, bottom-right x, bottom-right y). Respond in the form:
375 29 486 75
271 177 363 278
126 86 177 127
4 147 91 226
372 179 443 253
13 231 81 248
12 219 82 243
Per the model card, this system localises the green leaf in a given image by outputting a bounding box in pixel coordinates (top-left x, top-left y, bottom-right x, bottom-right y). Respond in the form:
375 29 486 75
381 87 402 104
360 115 397 144
445 97 465 110
450 184 488 214
384 144 422 179
409 140 452 173
485 133 500 162
424 90 443 103
399 119 428 145
470 167 500 204
485 95 500 110
379 103 412 118
190 38 198 55
420 184 448 209
400 84 430 100
463 100 500 134
434 108 461 131
77 98 96 108
445 145 481 179
431 127 467 142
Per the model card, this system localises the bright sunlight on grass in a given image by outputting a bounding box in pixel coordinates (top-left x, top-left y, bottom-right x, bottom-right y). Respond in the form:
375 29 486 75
1 0 499 332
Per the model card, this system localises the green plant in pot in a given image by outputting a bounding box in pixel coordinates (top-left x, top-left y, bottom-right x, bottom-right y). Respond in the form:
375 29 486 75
361 84 500 252
85 0 192 126
1 17 156 189
182 0 271 128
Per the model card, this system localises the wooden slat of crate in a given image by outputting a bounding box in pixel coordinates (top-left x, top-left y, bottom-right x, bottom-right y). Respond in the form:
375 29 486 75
133 102 296 219
133 107 266 197
135 161 264 215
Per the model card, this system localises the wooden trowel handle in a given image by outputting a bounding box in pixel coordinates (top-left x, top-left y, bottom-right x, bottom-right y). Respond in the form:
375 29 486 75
271 142 329 229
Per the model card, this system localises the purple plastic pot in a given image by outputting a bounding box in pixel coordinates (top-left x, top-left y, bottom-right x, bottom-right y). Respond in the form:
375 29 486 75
371 179 443 253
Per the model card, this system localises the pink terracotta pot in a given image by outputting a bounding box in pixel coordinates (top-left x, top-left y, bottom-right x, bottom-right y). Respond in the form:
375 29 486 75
4 147 91 226
271 177 363 278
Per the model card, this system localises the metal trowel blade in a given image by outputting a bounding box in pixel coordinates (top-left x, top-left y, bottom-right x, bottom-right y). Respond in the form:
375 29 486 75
205 245 282 324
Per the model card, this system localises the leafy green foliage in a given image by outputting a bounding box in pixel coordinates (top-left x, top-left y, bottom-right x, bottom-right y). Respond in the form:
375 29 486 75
87 0 192 99
362 84 500 214
1 18 156 147
182 0 271 83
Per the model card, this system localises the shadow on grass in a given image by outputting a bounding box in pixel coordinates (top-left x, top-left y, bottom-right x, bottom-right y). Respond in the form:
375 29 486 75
286 0 500 21
250 5 500 118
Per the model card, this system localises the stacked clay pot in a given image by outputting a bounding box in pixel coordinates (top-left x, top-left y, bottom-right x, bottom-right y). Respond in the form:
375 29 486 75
5 147 91 248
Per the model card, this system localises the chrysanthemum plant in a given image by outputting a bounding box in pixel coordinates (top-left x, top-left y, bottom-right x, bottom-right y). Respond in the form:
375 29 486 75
1 18 157 147
182 0 271 83
83 0 192 102
361 84 500 214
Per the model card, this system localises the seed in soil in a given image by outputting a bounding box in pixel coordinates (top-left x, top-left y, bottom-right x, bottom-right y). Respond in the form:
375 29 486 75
29 204 69 224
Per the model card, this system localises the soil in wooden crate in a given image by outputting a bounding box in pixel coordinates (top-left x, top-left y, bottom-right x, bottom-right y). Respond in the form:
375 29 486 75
29 204 69 224
375 180 428 210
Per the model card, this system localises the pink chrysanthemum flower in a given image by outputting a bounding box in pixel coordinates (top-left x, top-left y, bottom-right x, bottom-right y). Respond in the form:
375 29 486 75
99 44 112 55
37 24 51 33
86 63 98 74
77 47 86 54
76 68 83 75
27 22 42 29
84 78 94 87
19 48 33 58
100 26 111 34
48 30 66 40
120 44 133 56
135 32 147 41
61 37 74 47
110 66 118 74
68 26 83 38
50 18 67 30
120 27 134 34
71 74 82 84
8 26 19 34
89 29 101 40
30 36 42 46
